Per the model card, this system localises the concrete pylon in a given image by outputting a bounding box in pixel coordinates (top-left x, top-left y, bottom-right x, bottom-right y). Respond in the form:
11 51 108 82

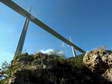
14 17 30 57
71 46 77 57
69 37 77 57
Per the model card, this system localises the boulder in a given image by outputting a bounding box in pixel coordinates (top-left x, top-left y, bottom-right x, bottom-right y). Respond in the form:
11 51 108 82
83 48 112 81
103 68 112 82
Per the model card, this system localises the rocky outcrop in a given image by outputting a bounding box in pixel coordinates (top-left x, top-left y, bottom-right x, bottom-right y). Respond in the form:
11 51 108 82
103 68 112 82
83 48 112 82
1 50 112 84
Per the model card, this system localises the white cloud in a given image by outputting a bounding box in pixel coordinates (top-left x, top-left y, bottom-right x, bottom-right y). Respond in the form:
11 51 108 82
40 49 64 56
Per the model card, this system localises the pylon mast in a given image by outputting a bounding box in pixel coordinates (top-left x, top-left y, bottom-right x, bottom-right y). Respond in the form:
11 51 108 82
14 17 30 57
69 37 77 57
71 47 77 57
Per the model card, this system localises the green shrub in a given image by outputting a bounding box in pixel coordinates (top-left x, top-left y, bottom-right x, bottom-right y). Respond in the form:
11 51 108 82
67 54 85 68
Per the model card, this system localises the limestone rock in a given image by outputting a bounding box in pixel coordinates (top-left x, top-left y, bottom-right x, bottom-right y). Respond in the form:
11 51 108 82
83 48 112 81
103 68 112 82
83 49 110 73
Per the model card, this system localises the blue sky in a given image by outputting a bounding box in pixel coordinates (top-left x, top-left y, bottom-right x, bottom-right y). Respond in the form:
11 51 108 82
0 0 112 65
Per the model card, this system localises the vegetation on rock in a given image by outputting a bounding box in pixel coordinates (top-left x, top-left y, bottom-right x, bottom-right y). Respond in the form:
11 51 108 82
0 49 112 84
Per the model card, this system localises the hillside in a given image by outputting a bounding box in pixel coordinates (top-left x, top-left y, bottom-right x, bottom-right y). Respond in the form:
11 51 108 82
0 49 112 84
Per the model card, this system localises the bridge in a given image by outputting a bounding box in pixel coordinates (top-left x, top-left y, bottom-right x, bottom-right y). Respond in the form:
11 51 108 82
0 0 85 56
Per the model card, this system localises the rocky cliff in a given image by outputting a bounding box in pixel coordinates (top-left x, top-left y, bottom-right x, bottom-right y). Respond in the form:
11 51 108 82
0 49 112 84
